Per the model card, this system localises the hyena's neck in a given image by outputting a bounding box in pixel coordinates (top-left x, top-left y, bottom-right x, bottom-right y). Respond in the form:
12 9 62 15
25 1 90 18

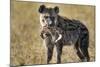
43 26 57 37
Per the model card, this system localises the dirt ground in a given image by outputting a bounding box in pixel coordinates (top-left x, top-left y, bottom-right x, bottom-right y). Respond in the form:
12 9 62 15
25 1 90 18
10 0 95 66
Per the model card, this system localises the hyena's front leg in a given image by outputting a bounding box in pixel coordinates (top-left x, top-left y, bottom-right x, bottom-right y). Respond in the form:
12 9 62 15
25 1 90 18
56 43 63 63
45 37 54 64
47 44 54 64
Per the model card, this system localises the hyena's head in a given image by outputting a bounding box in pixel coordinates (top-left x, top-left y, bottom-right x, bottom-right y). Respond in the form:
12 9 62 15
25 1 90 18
38 5 59 27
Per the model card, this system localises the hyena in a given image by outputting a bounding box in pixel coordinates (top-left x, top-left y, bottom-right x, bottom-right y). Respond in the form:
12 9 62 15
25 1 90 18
38 5 90 64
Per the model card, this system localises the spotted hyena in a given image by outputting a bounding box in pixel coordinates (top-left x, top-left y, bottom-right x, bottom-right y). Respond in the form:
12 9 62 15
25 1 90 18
38 5 90 64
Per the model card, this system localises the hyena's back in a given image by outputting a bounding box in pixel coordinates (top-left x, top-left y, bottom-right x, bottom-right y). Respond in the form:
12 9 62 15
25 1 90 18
57 16 89 46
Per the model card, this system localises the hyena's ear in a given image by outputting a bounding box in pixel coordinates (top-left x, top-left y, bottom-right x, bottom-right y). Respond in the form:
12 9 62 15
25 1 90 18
38 5 46 13
54 6 59 14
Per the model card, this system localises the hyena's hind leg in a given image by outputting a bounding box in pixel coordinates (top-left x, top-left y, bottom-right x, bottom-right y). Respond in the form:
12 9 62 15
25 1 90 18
75 30 90 62
74 39 85 61
79 33 90 62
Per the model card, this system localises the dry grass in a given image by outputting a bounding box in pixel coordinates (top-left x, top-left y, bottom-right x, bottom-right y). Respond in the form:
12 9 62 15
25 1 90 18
10 0 95 66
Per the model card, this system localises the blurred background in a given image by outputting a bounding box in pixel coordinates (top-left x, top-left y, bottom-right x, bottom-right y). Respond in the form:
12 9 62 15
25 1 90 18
10 0 95 66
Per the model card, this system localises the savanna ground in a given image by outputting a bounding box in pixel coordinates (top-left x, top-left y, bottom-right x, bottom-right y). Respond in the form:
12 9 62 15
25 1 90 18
10 0 95 66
